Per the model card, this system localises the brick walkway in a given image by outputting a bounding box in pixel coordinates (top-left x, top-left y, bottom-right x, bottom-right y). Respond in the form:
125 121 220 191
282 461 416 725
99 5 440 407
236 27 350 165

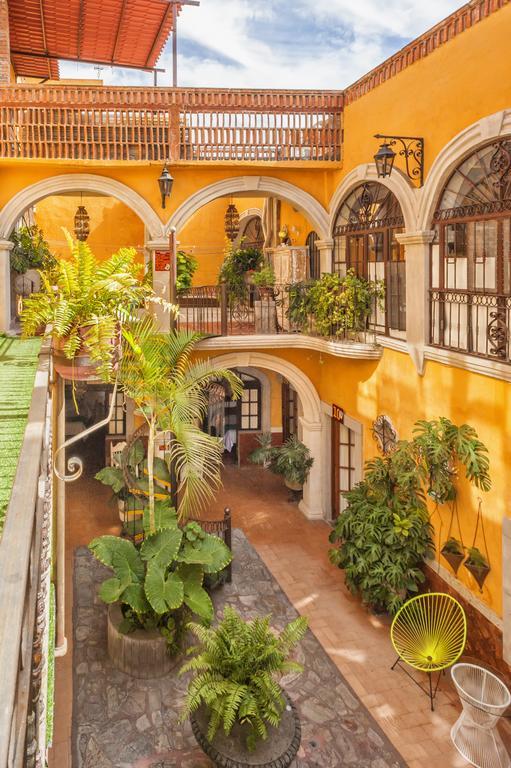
50 449 472 768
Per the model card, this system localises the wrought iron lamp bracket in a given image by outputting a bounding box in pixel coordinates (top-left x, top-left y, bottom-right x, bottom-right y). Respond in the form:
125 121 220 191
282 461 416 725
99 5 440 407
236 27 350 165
53 378 119 483
374 134 424 187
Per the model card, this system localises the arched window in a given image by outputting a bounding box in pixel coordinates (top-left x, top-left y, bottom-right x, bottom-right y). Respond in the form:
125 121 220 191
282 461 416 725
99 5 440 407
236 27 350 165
430 139 511 361
332 182 406 335
306 231 320 279
239 215 265 250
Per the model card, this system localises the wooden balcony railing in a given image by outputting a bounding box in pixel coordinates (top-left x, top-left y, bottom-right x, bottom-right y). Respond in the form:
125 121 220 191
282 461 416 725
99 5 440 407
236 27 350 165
177 283 377 344
430 288 511 363
0 86 343 163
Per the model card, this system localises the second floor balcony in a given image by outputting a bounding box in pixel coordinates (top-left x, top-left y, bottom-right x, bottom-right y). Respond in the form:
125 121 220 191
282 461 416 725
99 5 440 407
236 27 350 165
0 86 343 165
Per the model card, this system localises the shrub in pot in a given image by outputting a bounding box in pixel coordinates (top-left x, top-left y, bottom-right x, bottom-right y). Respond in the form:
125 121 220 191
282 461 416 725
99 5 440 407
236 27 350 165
252 265 276 299
181 607 307 765
89 503 232 676
176 249 198 294
250 435 313 493
219 245 263 304
329 418 491 615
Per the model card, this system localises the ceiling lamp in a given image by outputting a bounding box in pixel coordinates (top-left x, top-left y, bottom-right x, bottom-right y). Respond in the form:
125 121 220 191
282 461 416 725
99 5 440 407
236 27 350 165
74 195 90 241
224 201 240 242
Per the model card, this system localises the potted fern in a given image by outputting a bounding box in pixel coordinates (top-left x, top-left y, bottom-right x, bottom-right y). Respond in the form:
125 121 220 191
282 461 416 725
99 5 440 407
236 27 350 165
89 505 232 678
21 232 149 382
181 607 307 766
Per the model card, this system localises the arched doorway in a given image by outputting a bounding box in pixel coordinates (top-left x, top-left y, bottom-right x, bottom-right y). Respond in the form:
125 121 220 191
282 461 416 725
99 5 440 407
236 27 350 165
209 351 324 520
430 138 511 361
238 215 265 250
332 181 406 336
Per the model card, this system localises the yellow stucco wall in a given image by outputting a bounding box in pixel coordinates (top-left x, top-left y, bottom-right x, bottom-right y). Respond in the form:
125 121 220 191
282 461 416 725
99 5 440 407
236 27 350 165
1 2 510 620
34 195 145 262
201 344 509 617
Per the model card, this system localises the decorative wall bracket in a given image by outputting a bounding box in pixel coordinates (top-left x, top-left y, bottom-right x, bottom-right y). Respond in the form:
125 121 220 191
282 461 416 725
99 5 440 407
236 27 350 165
374 134 424 187
53 379 119 483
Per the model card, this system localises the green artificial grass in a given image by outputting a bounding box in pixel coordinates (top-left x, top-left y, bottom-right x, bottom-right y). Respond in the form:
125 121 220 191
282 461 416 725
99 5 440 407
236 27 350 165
0 335 42 531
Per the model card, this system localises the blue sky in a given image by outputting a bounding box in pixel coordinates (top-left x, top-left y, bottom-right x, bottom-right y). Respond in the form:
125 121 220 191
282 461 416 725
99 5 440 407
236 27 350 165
60 0 462 89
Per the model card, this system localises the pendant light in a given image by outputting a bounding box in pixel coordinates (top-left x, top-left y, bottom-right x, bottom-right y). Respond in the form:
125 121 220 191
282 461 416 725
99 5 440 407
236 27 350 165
74 193 90 241
224 199 240 242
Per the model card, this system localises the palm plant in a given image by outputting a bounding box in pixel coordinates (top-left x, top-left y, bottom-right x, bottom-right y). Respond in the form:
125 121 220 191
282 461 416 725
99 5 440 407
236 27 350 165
119 321 242 527
181 607 308 750
20 232 150 380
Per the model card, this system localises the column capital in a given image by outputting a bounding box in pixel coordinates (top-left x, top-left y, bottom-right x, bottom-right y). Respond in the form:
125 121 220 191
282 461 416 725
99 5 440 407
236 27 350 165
0 240 14 252
395 230 436 246
315 238 334 250
145 239 169 251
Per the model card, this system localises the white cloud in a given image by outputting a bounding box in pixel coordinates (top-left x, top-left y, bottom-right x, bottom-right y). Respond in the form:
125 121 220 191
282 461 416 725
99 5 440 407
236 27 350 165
59 0 462 89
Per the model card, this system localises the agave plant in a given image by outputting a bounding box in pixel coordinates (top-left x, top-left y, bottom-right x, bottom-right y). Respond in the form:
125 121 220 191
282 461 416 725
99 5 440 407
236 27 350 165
181 607 308 750
119 321 243 525
20 231 150 381
89 503 232 642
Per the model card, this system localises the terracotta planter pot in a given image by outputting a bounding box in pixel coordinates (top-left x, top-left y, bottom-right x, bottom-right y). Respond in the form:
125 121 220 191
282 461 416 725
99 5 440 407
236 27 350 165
190 691 301 768
107 603 179 679
256 286 274 299
52 336 100 382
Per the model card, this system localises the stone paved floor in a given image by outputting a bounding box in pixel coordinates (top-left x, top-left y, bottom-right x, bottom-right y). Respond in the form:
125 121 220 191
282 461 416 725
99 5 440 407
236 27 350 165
50 443 477 768
72 532 406 767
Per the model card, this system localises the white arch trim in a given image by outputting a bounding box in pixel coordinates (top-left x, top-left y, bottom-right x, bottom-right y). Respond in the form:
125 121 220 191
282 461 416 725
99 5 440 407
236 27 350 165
210 351 321 424
0 174 165 241
167 176 330 240
418 109 511 230
328 164 419 235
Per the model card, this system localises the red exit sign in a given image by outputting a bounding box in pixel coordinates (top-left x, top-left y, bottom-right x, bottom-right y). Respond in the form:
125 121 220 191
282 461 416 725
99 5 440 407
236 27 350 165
332 404 345 423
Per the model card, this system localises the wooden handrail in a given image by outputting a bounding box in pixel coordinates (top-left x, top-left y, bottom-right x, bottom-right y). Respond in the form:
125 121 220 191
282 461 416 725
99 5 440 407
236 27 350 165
0 342 52 768
0 86 343 163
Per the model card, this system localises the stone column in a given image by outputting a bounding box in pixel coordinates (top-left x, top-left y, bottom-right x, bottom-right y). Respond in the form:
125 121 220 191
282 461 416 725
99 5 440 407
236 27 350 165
0 239 13 332
315 238 334 275
395 230 435 375
503 517 511 665
0 0 10 85
298 417 324 520
146 239 173 331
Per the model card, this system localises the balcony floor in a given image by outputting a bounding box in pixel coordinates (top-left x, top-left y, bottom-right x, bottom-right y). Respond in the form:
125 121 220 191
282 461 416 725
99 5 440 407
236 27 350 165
50 443 495 768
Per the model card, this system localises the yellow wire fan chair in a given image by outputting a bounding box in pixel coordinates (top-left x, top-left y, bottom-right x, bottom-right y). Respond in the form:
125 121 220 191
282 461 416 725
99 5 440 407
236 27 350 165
390 592 467 710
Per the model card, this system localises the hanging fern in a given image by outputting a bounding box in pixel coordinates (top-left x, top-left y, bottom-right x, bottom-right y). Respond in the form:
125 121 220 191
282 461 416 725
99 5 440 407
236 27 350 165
20 231 151 381
181 607 307 750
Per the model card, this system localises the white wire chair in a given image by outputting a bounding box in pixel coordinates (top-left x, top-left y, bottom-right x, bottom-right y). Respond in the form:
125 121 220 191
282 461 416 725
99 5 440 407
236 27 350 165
451 663 511 768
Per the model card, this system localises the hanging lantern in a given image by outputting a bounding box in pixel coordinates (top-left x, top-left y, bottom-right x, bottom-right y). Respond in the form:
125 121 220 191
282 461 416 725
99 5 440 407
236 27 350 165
224 201 240 242
74 202 90 242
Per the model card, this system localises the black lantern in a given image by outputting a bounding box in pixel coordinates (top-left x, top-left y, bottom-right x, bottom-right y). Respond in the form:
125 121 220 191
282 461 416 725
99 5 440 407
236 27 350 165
158 163 174 209
373 133 424 186
224 201 240 242
74 196 90 241
374 142 396 179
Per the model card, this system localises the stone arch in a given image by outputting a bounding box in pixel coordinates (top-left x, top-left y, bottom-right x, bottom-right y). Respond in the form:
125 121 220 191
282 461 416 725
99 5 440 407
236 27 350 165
0 174 165 241
167 176 330 240
418 109 511 230
329 164 419 235
209 350 324 520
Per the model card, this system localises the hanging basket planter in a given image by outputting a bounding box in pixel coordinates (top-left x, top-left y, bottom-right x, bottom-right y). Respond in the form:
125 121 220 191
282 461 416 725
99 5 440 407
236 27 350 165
463 554 491 592
441 545 465 575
